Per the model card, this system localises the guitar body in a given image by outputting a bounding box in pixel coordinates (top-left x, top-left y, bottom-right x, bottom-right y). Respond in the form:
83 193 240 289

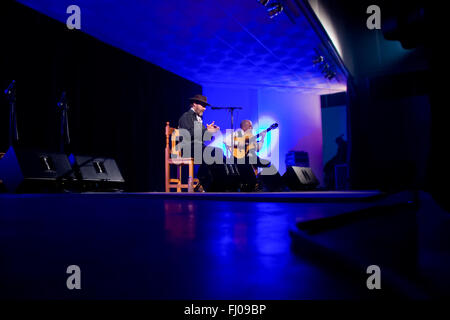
232 135 256 159
232 123 278 159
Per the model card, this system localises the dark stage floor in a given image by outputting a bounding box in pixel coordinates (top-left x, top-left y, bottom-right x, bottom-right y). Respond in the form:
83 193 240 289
0 191 448 299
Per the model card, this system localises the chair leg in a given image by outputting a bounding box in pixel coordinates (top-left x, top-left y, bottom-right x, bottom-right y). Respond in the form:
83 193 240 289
165 163 170 193
188 162 194 192
177 165 182 193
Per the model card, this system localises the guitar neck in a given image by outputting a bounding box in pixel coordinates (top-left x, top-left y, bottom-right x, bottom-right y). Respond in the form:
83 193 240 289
255 128 270 139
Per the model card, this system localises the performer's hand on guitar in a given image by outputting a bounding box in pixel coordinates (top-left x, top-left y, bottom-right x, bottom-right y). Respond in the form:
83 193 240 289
207 121 220 133
260 131 266 141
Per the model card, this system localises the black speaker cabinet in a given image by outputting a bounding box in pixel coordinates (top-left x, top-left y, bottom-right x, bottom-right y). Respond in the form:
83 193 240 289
236 164 257 192
69 155 125 191
257 171 287 192
0 147 74 192
282 166 319 191
199 163 241 192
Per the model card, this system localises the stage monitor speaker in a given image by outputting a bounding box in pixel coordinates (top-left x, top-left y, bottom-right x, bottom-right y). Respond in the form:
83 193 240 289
69 155 125 191
0 146 74 192
235 164 257 192
199 163 241 192
282 166 319 191
257 171 287 192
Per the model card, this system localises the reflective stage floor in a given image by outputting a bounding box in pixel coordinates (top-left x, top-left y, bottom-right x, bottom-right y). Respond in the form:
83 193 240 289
0 191 448 299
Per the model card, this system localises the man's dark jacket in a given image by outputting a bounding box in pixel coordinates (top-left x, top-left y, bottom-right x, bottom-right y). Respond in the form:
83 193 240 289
178 109 207 144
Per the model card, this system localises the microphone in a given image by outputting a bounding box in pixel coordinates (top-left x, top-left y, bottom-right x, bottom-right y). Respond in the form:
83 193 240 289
57 91 67 109
4 80 16 95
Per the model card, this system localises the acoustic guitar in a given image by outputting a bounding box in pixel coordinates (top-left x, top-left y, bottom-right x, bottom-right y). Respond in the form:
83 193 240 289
232 123 278 159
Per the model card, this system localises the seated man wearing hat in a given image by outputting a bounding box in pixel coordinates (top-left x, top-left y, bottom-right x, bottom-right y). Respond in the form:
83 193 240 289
178 94 220 151
178 94 223 190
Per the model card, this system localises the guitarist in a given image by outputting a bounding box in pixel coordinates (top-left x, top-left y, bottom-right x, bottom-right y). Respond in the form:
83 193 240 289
231 120 271 192
238 120 265 152
235 120 270 167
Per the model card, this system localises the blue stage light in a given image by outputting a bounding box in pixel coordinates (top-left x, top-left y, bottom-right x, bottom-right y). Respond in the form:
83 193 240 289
267 3 283 19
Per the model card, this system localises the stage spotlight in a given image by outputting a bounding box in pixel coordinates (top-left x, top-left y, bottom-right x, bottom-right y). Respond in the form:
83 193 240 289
313 56 324 64
312 48 337 80
258 0 271 6
326 71 336 80
267 3 283 18
320 63 330 74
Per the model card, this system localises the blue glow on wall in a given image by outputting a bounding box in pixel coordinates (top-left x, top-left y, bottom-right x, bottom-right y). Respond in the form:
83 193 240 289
204 85 324 184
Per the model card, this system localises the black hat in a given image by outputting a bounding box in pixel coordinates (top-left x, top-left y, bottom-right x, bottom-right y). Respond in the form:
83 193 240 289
189 94 210 106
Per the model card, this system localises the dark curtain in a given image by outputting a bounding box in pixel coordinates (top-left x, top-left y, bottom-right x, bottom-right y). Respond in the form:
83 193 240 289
347 71 431 192
0 1 201 191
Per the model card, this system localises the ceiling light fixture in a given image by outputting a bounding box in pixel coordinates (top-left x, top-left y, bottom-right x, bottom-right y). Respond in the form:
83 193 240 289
267 3 284 19
258 0 271 6
313 56 324 64
326 71 336 80
313 49 337 81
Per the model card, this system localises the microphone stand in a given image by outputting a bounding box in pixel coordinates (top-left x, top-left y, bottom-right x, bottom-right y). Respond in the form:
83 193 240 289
210 106 243 157
57 91 70 153
210 106 242 130
4 80 18 146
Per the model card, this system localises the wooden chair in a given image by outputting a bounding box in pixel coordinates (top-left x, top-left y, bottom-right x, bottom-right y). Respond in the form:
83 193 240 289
0 153 4 185
165 122 199 192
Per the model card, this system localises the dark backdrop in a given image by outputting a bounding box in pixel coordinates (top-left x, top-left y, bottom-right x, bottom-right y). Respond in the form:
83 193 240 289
310 1 436 195
347 70 431 192
0 1 201 191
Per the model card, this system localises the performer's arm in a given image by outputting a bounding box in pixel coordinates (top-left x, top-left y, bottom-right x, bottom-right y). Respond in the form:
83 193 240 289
256 131 266 152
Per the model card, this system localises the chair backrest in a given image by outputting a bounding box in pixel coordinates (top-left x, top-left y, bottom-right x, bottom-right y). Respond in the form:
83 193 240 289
165 122 182 158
